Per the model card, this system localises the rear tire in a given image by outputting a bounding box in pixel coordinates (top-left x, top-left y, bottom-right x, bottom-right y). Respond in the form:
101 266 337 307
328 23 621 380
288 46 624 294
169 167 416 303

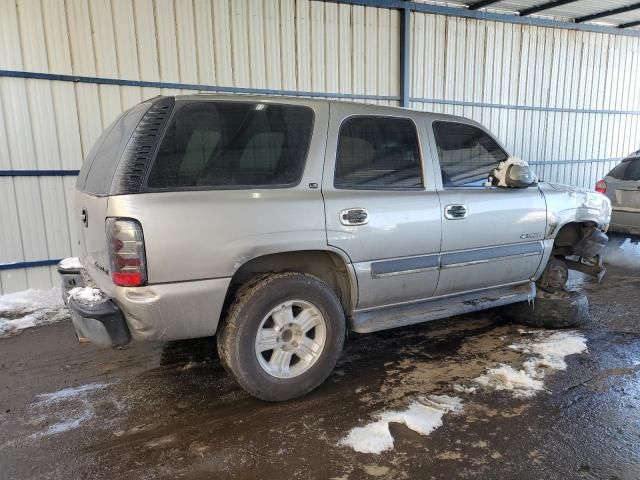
507 289 589 329
217 272 346 402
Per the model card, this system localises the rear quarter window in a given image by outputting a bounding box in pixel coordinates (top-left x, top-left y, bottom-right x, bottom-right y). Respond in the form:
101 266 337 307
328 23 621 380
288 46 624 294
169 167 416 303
609 155 640 181
623 159 640 181
77 102 151 195
607 161 628 180
145 102 314 190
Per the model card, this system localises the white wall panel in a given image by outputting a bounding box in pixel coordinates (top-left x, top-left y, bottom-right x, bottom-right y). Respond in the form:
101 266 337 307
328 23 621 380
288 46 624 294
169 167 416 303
0 0 401 293
1 1 638 293
412 13 640 191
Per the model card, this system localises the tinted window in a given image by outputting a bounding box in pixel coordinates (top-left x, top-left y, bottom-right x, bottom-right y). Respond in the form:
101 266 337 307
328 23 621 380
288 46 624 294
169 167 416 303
334 116 422 189
78 102 151 195
626 159 640 180
608 161 628 180
433 122 508 187
146 102 314 189
609 158 640 181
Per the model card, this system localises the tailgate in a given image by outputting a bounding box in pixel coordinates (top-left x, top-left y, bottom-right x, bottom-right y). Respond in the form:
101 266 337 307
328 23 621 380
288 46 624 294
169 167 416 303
614 181 640 211
75 190 110 283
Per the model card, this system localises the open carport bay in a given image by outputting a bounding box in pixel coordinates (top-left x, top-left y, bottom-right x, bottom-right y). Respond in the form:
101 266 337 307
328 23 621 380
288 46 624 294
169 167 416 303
1 244 639 480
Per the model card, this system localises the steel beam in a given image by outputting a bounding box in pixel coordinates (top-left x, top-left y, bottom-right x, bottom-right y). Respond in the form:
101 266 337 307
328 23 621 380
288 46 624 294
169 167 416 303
618 19 640 28
519 0 579 17
400 3 411 108
575 2 640 23
468 0 503 10
321 0 640 37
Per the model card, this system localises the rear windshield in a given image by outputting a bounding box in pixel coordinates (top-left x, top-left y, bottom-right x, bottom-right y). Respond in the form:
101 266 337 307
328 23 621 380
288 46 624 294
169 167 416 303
608 157 640 181
145 102 314 190
77 102 151 195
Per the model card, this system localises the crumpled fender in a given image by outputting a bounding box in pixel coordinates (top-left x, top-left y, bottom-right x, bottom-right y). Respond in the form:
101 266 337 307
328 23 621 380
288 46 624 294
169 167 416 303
538 182 612 237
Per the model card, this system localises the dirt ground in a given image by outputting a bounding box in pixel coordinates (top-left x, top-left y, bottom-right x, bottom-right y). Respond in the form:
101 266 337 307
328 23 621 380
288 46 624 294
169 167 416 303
1 245 639 479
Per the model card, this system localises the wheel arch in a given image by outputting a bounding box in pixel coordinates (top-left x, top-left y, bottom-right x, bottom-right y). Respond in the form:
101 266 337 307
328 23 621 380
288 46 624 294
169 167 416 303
225 249 357 315
549 220 599 257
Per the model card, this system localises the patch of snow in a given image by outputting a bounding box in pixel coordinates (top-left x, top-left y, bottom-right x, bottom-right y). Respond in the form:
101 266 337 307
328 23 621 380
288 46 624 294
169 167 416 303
453 384 477 394
517 331 588 371
35 382 109 403
339 395 463 454
68 286 105 306
474 330 587 397
37 410 94 437
30 383 111 438
0 288 67 338
59 257 83 269
474 364 545 398
0 288 62 313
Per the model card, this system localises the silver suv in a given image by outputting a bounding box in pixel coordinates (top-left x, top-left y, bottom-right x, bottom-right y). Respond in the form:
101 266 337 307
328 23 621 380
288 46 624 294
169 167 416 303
60 95 611 401
597 151 640 240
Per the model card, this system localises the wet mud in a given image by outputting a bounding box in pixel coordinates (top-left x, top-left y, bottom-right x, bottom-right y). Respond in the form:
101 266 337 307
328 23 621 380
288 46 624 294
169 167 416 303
1 245 639 479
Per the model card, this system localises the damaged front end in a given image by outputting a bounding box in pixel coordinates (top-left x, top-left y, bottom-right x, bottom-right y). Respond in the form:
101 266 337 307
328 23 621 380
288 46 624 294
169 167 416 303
551 223 609 281
539 182 612 283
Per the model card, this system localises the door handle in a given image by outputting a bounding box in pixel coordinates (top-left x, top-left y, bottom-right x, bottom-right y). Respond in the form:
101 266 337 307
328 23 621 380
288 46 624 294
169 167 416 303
444 204 468 220
340 208 369 226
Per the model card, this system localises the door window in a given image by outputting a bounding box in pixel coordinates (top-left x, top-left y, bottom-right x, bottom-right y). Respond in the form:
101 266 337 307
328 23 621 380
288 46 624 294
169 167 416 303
433 121 508 188
334 116 423 189
146 102 314 189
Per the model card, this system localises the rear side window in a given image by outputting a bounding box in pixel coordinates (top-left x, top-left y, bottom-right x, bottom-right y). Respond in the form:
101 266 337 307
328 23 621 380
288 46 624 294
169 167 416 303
608 161 628 180
626 160 640 180
77 102 151 195
334 116 422 189
609 158 640 181
433 121 508 187
146 102 314 189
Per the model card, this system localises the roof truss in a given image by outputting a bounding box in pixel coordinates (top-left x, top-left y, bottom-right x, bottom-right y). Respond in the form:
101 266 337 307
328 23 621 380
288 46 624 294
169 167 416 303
575 2 640 23
519 0 579 17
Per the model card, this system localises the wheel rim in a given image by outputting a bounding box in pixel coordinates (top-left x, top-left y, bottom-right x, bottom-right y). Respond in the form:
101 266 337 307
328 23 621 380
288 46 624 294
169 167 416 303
254 299 327 379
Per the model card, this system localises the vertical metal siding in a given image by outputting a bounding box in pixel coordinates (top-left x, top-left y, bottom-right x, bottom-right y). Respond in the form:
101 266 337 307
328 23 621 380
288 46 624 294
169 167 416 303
1 1 638 293
411 14 640 190
0 0 401 293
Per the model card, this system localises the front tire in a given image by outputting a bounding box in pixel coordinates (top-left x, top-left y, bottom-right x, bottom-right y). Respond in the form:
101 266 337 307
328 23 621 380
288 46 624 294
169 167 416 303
217 272 346 402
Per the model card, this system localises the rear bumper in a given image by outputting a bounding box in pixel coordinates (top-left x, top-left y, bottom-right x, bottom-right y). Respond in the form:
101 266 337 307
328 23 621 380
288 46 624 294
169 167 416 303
610 209 640 237
58 259 231 344
68 297 131 347
109 277 231 342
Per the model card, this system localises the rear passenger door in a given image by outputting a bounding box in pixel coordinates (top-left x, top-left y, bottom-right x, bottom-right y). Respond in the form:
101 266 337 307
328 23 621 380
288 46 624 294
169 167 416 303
430 121 547 297
322 103 442 310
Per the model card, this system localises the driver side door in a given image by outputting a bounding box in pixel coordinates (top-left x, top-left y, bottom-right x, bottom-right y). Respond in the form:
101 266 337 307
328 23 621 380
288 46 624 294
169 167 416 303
431 120 547 297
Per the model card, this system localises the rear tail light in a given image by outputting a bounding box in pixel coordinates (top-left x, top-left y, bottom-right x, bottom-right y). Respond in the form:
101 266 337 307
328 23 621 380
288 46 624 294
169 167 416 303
106 218 147 287
595 179 607 194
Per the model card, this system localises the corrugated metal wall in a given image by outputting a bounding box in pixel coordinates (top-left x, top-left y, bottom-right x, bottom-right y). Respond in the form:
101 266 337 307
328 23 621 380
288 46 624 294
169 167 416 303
0 0 400 293
0 0 638 293
411 14 640 187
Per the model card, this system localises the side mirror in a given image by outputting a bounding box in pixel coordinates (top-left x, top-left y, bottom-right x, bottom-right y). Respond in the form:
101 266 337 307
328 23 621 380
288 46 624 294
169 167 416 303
505 164 537 188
